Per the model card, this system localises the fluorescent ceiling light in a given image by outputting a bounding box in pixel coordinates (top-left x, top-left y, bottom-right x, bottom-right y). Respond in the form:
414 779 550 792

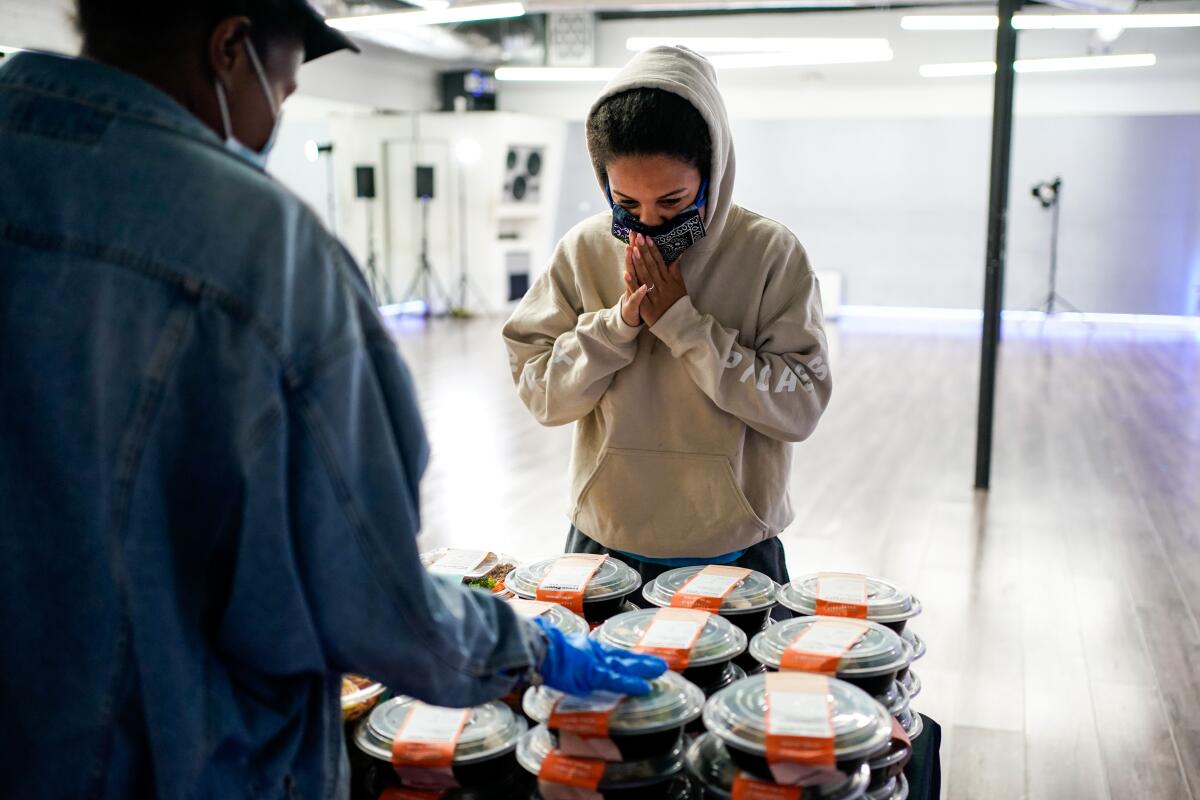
328 3 524 32
920 52 1156 77
495 67 619 82
499 42 893 81
902 13 1200 31
626 36 889 54
710 47 893 68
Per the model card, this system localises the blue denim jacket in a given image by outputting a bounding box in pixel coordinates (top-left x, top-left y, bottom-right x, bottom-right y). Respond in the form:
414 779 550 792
0 52 540 800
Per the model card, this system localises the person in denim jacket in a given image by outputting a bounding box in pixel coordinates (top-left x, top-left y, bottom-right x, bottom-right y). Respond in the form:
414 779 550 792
0 2 664 798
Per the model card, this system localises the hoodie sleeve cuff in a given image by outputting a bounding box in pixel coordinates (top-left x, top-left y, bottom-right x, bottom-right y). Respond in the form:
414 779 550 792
603 297 643 345
649 295 703 353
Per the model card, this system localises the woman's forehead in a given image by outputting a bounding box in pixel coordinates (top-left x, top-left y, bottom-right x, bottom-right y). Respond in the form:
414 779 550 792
608 155 700 194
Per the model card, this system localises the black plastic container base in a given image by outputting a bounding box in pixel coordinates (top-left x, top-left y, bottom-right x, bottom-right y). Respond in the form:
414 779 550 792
581 594 635 625
724 609 772 639
531 776 689 800
724 745 868 791
546 728 685 762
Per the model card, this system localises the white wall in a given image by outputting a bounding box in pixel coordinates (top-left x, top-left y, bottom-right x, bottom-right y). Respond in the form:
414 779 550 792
327 112 569 314
553 113 1200 316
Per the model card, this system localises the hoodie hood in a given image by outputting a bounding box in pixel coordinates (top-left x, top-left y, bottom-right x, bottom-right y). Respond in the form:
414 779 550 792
586 46 735 272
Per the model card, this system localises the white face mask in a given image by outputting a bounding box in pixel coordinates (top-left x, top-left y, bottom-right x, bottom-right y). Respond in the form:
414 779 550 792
213 39 281 170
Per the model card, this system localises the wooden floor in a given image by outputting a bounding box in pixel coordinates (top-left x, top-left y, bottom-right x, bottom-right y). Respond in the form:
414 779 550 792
390 313 1200 800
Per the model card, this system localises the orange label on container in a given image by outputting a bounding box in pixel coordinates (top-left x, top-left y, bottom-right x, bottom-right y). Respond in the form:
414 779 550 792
671 565 752 612
764 673 835 775
539 751 606 788
548 691 624 738
779 619 870 674
813 573 869 619
390 704 469 789
634 608 708 670
537 554 607 615
731 773 802 800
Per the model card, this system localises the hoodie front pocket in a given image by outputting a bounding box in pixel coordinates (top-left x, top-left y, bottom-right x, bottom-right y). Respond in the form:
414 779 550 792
573 448 769 559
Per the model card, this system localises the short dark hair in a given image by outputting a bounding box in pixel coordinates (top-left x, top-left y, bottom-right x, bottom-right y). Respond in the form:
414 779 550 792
587 88 713 183
76 0 307 59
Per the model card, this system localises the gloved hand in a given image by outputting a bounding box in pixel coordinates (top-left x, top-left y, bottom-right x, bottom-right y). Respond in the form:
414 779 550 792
532 616 668 696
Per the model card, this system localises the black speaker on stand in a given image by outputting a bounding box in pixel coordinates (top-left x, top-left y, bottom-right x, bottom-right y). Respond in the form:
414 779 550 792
355 165 393 303
399 165 454 318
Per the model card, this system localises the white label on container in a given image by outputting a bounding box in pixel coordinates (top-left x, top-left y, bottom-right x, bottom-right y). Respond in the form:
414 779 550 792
680 571 744 598
397 704 470 744
817 575 868 603
767 691 834 738
540 556 604 592
790 621 869 655
428 549 489 579
640 617 705 650
508 598 556 618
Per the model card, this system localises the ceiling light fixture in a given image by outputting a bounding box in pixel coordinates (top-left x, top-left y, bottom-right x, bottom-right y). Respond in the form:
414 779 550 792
327 3 525 32
920 52 1156 77
901 13 1200 31
494 67 619 82
626 36 890 54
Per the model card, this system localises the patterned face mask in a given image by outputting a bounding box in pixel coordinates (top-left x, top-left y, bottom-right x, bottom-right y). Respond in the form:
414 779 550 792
606 180 708 266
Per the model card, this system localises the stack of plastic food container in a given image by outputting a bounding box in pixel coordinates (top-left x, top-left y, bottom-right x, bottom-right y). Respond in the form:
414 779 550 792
353 695 531 798
517 672 703 798
593 608 749 697
696 673 894 800
507 555 643 626
641 565 779 674
774 574 927 800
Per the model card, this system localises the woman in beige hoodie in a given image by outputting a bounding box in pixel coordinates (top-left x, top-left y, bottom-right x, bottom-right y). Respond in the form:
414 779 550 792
502 46 831 596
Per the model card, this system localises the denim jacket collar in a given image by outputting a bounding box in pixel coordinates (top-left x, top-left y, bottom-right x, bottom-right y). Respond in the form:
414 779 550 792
0 50 221 149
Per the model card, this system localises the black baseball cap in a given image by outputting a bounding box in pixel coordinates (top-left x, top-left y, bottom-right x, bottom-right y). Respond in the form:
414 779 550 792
292 0 361 62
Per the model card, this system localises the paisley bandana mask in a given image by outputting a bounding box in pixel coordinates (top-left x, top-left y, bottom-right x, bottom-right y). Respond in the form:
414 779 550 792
606 180 708 265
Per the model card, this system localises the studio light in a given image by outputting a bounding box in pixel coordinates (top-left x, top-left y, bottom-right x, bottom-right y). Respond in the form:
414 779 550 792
305 140 320 163
455 139 482 166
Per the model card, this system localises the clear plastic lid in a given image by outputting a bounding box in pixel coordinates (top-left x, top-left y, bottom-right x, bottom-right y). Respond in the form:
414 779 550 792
748 617 910 677
894 706 923 742
898 669 921 700
355 697 527 765
867 775 909 800
685 734 871 800
420 548 521 589
506 556 642 603
777 575 922 625
516 725 684 788
875 681 910 718
508 599 589 637
642 566 779 616
702 674 893 763
523 671 704 735
901 629 926 661
594 609 747 668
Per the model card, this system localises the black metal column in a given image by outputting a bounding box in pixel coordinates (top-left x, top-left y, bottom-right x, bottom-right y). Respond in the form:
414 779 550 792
974 0 1021 490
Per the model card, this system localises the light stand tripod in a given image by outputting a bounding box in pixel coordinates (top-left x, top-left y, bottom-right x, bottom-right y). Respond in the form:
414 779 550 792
399 196 455 318
1029 177 1083 316
362 197 394 304
449 150 489 319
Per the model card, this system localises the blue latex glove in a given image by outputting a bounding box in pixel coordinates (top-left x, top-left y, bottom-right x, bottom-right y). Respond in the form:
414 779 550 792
532 617 668 696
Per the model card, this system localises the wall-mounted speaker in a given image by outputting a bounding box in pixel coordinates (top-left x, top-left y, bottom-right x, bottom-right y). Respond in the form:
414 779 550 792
502 145 544 204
